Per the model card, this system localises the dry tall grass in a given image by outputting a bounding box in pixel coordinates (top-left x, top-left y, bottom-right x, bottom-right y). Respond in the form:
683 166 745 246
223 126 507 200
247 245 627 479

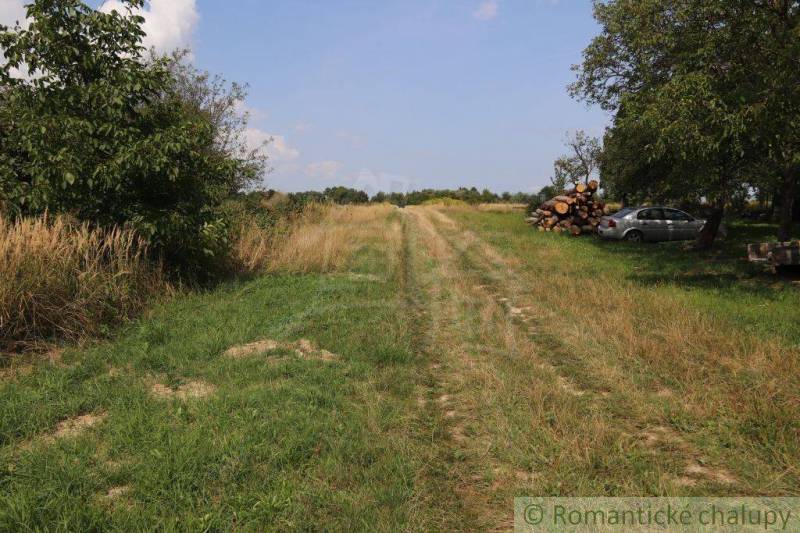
474 203 527 212
0 215 166 351
233 203 401 274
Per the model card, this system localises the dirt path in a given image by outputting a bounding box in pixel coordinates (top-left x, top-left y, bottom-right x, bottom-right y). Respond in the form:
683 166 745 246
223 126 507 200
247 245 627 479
402 206 742 529
403 206 599 529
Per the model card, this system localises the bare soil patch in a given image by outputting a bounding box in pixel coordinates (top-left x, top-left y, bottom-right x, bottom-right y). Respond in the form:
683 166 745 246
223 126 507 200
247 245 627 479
223 339 281 359
53 412 107 439
104 485 131 500
151 380 216 400
223 338 338 362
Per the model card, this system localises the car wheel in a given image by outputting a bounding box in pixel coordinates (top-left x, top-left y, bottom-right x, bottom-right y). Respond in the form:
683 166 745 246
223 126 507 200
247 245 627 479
625 230 643 243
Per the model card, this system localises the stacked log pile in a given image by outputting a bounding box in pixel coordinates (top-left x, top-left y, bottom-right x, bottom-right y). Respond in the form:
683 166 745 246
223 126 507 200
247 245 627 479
525 181 609 235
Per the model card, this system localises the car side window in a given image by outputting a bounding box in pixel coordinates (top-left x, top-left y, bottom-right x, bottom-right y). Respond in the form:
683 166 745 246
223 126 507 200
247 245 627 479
665 209 692 221
638 209 665 220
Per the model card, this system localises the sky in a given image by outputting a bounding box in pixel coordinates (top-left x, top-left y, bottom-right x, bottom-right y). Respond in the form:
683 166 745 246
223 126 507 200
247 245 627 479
1 0 610 194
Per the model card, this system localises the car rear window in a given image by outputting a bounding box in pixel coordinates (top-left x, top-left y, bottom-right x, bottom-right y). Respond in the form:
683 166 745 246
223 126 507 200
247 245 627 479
611 208 635 219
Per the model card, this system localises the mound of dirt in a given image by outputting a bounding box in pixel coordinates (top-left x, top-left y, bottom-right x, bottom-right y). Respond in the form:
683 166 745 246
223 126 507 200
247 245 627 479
223 338 338 362
151 380 216 400
53 412 107 438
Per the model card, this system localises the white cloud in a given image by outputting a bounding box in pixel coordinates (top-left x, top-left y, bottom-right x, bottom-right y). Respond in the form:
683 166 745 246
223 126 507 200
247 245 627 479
0 0 28 28
100 0 199 53
351 169 418 196
0 0 31 78
4 1 199 53
3 1 199 77
305 161 342 180
245 128 299 164
234 99 268 122
472 0 499 21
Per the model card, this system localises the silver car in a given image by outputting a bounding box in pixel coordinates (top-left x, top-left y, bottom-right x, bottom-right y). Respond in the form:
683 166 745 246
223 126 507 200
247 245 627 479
597 207 706 243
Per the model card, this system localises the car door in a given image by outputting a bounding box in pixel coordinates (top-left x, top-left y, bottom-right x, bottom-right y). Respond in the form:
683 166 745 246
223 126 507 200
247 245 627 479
636 208 669 241
664 209 695 240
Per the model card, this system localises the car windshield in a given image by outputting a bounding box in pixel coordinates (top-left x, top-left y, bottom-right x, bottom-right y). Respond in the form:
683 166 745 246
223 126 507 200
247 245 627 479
611 208 635 219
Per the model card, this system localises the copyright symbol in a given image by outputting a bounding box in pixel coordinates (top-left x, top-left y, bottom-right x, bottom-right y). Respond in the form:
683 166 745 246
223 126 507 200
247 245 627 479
524 504 544 525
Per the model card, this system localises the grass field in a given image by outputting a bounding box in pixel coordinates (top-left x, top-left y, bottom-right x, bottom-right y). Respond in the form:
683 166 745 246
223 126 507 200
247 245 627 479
1 205 798 530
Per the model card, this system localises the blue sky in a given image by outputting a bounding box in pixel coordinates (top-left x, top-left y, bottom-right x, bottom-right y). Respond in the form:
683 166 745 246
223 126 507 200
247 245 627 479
3 0 611 194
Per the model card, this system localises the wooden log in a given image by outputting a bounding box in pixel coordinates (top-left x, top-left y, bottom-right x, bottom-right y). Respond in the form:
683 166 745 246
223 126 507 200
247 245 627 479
541 200 570 215
587 180 599 192
570 225 582 236
581 225 594 233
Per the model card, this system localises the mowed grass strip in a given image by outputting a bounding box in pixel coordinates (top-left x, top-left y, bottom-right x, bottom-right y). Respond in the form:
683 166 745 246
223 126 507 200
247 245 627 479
443 207 800 496
0 206 460 531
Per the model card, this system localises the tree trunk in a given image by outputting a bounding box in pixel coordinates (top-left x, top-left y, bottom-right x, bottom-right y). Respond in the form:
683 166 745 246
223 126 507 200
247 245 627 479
767 187 778 220
693 203 724 250
777 167 796 242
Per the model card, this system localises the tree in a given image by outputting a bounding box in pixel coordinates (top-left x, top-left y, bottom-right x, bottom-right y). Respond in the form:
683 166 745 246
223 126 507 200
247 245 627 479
571 0 800 247
0 0 263 273
322 187 368 205
165 51 267 197
552 130 602 189
739 2 800 241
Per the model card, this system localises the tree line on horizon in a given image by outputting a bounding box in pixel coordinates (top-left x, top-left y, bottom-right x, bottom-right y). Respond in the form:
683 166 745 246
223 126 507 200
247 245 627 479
269 187 539 207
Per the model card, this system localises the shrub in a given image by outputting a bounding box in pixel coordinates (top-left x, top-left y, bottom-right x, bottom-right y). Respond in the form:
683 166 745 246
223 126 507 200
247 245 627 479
0 1 264 276
0 215 166 351
420 198 468 207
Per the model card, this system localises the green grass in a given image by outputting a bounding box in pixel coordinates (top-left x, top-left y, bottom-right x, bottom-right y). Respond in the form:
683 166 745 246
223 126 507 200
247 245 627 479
451 211 800 347
3 207 798 530
0 234 459 530
439 208 800 496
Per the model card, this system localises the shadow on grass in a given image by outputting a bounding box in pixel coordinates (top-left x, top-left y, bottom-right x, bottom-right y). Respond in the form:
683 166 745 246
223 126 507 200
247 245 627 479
583 221 800 298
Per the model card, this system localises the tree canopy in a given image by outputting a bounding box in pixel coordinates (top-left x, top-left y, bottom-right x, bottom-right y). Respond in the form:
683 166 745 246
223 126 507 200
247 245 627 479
0 0 264 273
572 0 800 246
551 130 602 191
